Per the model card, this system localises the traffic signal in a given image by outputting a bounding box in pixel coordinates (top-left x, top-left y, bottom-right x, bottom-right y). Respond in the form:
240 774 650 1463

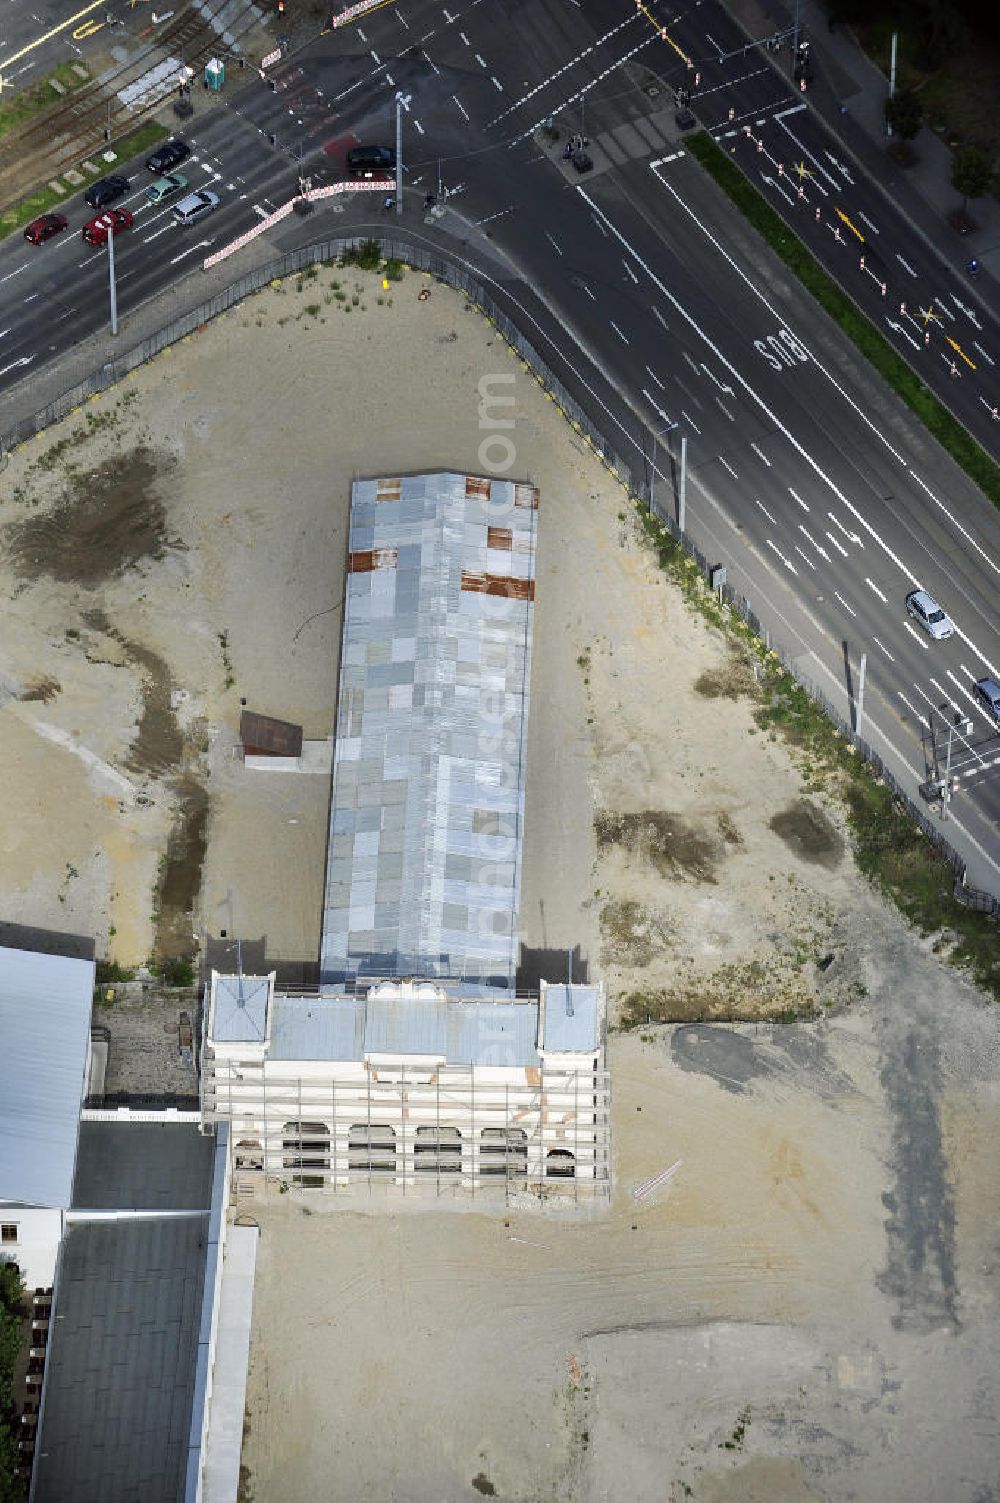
277 0 285 12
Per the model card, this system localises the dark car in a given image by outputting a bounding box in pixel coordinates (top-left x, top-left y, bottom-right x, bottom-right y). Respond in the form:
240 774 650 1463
346 145 395 178
675 107 697 131
24 212 68 245
974 677 1000 730
145 138 191 174
84 174 130 210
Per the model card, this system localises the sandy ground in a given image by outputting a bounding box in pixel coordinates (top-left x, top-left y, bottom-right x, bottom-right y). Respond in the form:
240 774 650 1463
2 262 999 1499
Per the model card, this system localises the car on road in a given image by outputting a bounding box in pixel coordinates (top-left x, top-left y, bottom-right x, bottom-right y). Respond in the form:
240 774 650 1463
81 208 134 245
346 145 395 178
675 107 697 131
146 173 189 204
24 212 68 244
145 139 191 175
85 174 130 210
905 589 954 640
974 677 1000 728
171 188 219 225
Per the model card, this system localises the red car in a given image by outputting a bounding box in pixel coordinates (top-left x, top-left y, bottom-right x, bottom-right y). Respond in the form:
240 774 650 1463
24 213 68 245
82 208 134 246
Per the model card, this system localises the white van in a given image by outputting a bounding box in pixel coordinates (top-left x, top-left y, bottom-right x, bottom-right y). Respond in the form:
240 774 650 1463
172 189 220 225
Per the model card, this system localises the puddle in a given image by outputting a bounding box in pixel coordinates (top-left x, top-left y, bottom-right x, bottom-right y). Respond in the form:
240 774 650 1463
83 610 182 776
4 447 173 586
769 799 844 869
155 776 209 960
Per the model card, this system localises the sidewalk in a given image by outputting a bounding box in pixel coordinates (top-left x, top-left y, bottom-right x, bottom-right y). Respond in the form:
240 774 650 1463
724 0 1000 284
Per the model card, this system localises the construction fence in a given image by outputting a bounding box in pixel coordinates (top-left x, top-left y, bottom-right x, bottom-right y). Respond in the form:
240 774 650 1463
3 232 997 915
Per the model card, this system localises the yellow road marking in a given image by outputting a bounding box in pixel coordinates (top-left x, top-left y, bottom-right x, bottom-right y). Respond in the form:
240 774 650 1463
635 0 691 64
1 0 106 68
72 16 106 38
834 206 864 243
945 336 976 369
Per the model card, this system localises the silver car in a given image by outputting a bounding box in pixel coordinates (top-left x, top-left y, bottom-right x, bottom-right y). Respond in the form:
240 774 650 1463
905 589 954 640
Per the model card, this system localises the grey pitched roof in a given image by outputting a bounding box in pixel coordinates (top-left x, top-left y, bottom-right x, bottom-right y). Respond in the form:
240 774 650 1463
320 472 538 994
210 972 271 1044
0 945 94 1208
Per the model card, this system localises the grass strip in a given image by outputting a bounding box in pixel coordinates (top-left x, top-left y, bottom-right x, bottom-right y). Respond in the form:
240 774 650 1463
686 130 1000 509
0 62 88 140
633 502 1000 1003
0 119 167 241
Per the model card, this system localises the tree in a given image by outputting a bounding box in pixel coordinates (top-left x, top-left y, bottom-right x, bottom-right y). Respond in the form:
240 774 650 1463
885 89 924 141
951 144 994 211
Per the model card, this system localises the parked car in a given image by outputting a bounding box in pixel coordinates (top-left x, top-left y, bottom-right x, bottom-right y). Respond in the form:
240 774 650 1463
84 174 129 210
24 212 68 245
973 676 1000 729
172 189 220 225
146 173 189 205
346 145 395 178
81 208 134 245
145 138 191 174
905 589 954 641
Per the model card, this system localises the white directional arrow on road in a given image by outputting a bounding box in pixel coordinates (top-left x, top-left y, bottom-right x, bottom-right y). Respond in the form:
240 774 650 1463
0 356 34 378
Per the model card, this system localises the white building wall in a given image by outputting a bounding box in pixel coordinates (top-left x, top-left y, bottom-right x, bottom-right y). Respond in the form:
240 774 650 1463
0 1204 63 1290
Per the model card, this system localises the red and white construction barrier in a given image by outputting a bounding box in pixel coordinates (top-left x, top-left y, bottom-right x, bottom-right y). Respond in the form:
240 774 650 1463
202 178 392 271
331 0 385 26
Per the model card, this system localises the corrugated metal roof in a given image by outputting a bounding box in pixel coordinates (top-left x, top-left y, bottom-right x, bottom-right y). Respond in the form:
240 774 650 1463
539 984 602 1053
364 986 448 1058
445 1001 540 1068
0 945 94 1209
320 472 537 994
211 973 271 1043
269 995 366 1060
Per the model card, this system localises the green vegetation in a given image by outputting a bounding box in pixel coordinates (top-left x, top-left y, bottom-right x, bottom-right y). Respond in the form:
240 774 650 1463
340 238 382 271
951 143 995 212
149 956 196 987
0 61 88 140
95 959 137 986
0 1260 25 1502
685 131 1000 509
0 120 166 241
630 504 1000 1002
884 88 924 142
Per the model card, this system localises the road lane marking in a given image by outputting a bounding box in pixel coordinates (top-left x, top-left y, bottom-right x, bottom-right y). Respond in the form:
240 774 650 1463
545 231 562 255
788 487 809 512
749 442 770 466
901 621 929 649
794 544 816 569
872 636 894 660
766 539 797 573
865 577 887 603
834 590 855 615
681 410 701 433
0 0 104 67
644 364 663 388
825 530 848 557
719 456 738 478
610 320 629 343
755 497 777 523
799 525 829 560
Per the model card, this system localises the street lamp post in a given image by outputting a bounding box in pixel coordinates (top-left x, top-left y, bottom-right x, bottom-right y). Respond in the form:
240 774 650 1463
108 224 118 337
929 704 972 820
649 418 680 524
394 91 411 215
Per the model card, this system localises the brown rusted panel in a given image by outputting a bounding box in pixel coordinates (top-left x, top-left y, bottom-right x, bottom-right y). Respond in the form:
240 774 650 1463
240 710 304 757
349 547 397 573
461 571 535 601
376 478 402 501
487 526 513 550
465 475 492 499
514 483 540 509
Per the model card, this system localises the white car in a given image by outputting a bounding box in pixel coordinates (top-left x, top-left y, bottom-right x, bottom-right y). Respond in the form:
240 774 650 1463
172 189 220 226
905 589 954 640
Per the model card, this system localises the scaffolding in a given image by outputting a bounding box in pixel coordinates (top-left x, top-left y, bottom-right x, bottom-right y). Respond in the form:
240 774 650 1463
203 1055 611 1204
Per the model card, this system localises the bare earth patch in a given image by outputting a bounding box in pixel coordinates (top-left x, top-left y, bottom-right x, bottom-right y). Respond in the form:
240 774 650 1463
1 268 998 1502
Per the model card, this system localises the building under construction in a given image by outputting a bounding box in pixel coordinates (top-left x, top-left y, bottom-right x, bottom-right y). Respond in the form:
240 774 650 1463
201 472 611 1200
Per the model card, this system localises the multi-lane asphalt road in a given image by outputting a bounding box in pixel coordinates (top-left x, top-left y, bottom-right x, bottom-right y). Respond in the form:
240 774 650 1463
2 0 999 888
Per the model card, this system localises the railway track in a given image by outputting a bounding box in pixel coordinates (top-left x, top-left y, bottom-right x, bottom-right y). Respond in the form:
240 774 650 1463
0 1 262 217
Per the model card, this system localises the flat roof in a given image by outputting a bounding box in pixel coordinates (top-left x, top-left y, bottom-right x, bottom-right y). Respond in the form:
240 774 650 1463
72 1120 217 1210
0 945 94 1208
540 984 603 1053
34 1120 220 1503
320 472 538 994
